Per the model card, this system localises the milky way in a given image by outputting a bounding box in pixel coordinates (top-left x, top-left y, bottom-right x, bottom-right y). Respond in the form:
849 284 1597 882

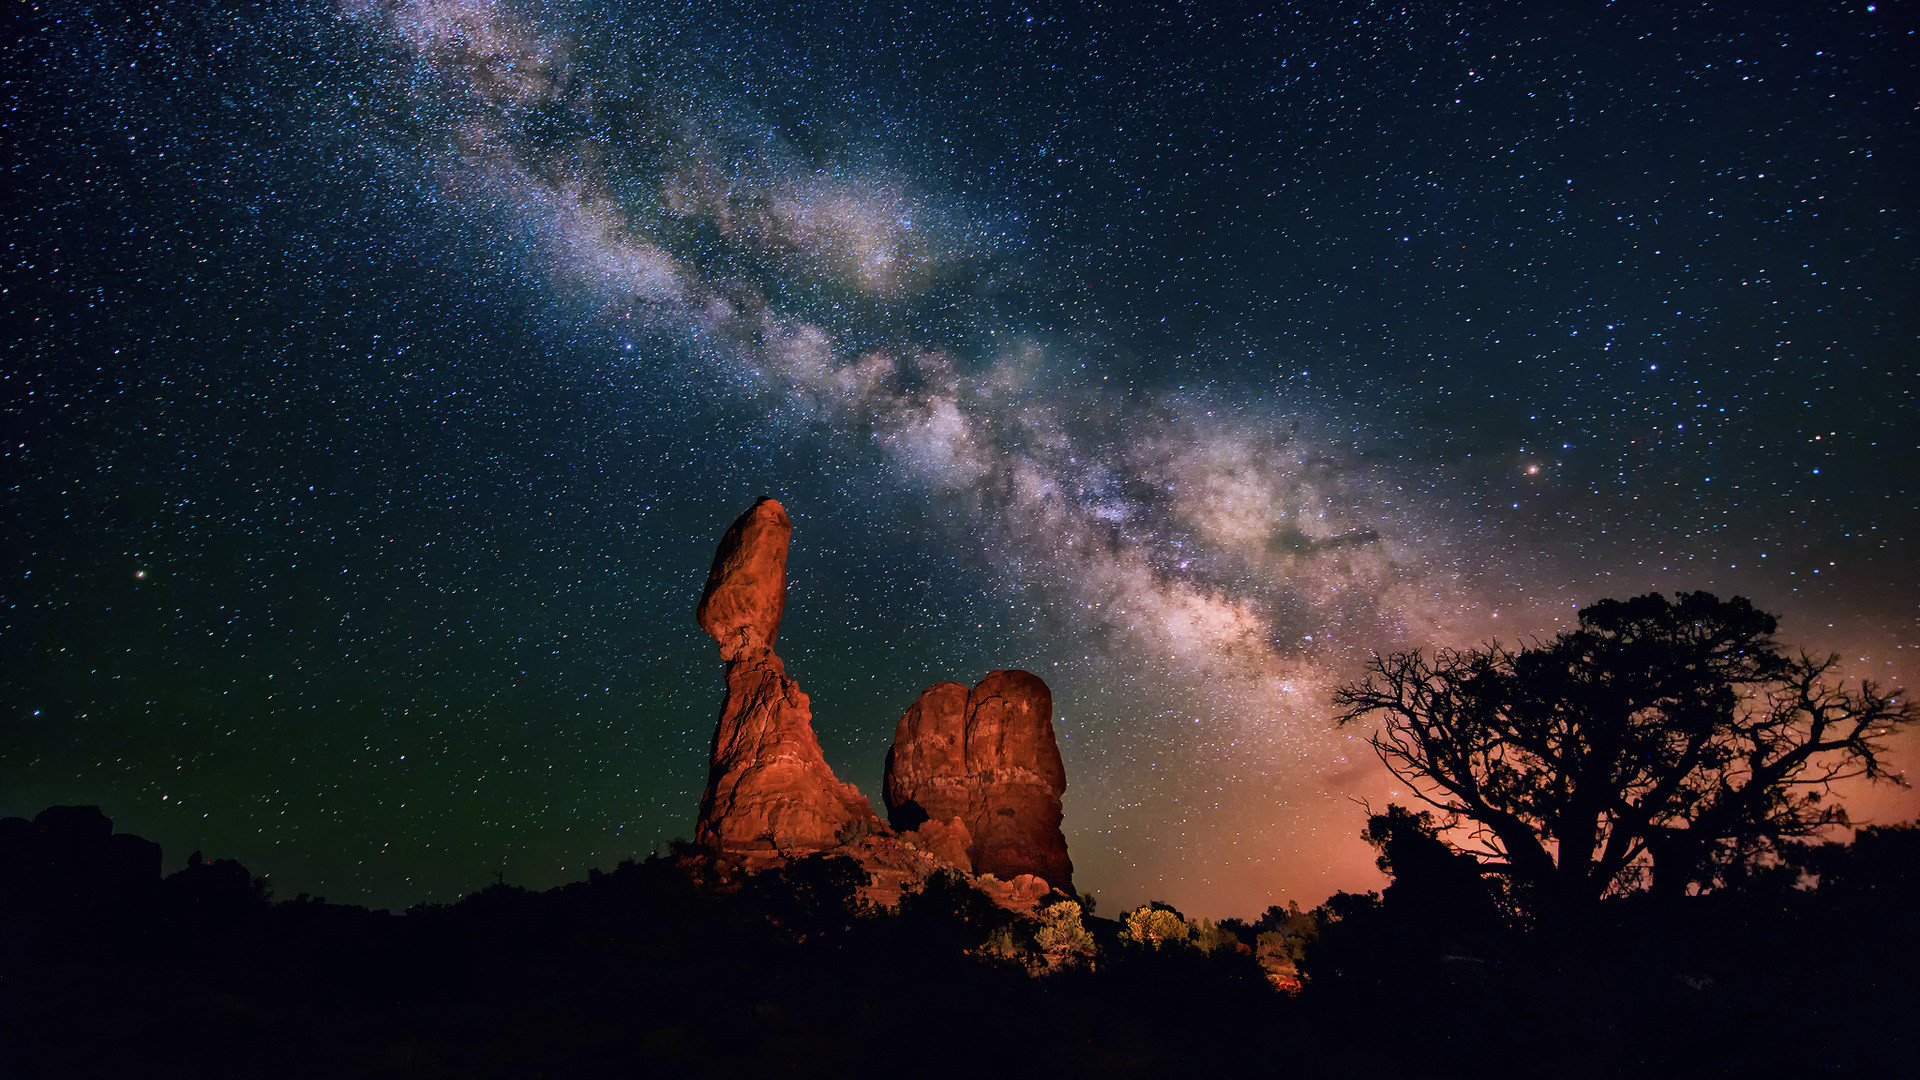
5 0 1915 915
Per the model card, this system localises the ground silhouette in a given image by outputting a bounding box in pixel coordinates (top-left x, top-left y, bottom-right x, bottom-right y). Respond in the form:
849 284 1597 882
3 804 1916 1077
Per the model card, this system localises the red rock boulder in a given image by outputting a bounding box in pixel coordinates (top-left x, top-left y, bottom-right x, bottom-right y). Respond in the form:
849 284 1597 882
883 670 1073 893
697 496 791 661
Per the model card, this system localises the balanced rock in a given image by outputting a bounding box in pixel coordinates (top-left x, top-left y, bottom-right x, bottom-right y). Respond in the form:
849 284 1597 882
883 670 1073 893
695 498 882 856
697 496 791 660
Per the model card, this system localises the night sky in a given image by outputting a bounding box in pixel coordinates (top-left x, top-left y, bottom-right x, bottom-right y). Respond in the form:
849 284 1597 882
4 0 1915 917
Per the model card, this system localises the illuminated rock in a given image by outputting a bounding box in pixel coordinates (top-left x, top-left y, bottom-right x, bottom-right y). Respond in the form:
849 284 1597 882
696 496 792 661
905 815 974 872
883 670 1073 893
690 497 1072 910
694 498 882 857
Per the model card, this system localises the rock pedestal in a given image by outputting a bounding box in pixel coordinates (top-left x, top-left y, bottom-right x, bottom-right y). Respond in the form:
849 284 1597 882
694 498 881 856
883 670 1074 894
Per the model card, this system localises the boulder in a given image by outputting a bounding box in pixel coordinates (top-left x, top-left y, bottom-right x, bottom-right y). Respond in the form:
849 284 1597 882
694 498 882 857
903 816 974 873
697 496 792 661
883 670 1073 893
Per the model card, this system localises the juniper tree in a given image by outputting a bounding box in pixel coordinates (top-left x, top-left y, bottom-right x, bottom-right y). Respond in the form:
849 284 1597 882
1334 592 1917 920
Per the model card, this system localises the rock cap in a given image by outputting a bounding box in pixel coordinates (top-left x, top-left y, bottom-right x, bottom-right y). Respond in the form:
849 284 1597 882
697 497 790 660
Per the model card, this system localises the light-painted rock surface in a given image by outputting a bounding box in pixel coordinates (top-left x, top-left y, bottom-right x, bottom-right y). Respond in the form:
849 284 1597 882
884 670 1073 893
694 498 882 856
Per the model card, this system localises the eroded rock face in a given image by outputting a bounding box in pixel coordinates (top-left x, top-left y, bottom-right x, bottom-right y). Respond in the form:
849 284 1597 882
905 816 974 872
696 497 791 661
883 670 1073 893
690 497 1074 909
695 498 882 856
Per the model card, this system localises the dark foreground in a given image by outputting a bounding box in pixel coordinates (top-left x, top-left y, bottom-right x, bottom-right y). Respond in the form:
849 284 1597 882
3 807 1916 1079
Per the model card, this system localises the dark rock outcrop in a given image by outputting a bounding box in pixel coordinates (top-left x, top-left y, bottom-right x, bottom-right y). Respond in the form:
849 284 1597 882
694 498 883 857
883 670 1073 893
0 806 164 904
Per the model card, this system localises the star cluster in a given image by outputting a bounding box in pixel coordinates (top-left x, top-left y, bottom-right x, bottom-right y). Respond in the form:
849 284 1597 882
3 0 1914 916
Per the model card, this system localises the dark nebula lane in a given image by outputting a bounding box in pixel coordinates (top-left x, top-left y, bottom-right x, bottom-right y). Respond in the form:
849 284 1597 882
3 0 1915 917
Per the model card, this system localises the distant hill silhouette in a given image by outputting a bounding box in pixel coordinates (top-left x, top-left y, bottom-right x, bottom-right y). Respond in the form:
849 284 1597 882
2 806 1915 1078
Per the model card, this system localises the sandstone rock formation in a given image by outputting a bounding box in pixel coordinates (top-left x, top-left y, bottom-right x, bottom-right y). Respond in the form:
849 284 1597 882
883 670 1074 894
690 497 1076 912
694 497 882 857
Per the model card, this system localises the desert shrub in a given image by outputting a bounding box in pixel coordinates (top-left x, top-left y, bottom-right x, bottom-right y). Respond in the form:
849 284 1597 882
895 869 1014 952
980 924 1031 966
739 853 871 940
1193 918 1245 955
1121 905 1190 949
1034 899 1098 968
835 818 884 845
1253 901 1318 963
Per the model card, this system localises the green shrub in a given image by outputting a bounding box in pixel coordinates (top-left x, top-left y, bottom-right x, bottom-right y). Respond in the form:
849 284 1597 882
1121 905 1190 949
1034 899 1098 968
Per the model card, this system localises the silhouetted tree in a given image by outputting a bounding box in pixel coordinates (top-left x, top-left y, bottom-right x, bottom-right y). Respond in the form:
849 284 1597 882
1334 592 1918 920
1362 804 1508 931
1795 820 1920 900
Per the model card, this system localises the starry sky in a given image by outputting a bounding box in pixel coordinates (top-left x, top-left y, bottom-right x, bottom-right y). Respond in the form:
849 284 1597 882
4 0 1915 917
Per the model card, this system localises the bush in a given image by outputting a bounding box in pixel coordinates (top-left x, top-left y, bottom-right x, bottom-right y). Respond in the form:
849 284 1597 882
1033 899 1098 968
1121 905 1190 949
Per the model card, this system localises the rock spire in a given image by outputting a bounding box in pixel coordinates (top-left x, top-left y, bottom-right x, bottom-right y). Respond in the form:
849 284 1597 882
693 497 882 857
